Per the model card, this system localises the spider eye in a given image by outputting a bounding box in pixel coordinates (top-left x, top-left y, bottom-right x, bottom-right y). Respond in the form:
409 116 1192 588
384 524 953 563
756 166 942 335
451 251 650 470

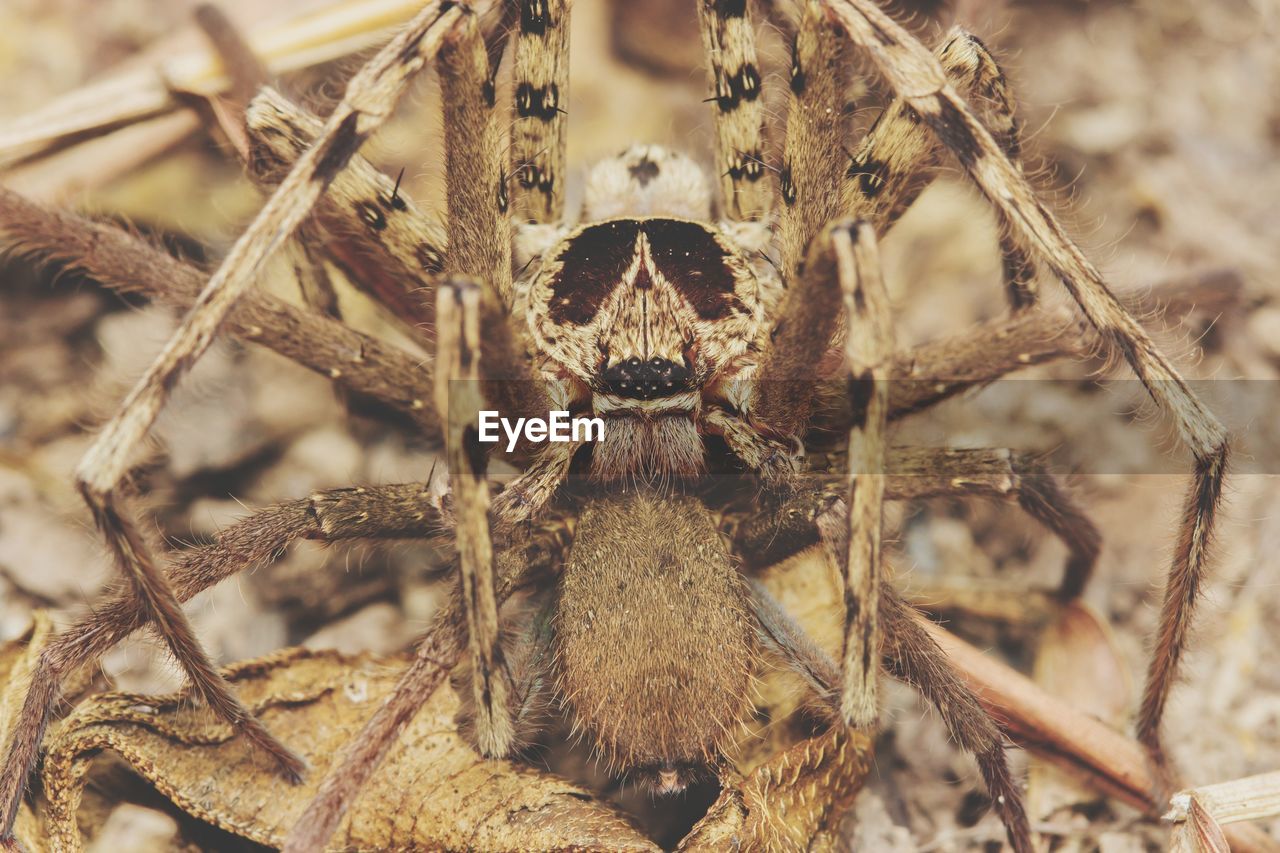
602 356 691 399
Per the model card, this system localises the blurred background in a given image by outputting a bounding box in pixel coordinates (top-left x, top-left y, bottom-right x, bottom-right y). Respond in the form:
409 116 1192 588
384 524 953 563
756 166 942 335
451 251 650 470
1 0 1279 848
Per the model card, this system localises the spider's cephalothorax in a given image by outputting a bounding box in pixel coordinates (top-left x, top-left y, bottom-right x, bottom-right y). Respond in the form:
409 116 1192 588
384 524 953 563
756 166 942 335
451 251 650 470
520 146 770 483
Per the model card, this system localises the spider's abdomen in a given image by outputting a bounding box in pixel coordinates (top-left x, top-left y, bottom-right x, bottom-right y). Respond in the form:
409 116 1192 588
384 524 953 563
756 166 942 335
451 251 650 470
553 490 755 792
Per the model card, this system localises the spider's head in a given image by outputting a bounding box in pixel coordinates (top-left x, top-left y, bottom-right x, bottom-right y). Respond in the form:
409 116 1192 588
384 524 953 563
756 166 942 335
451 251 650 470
527 215 764 481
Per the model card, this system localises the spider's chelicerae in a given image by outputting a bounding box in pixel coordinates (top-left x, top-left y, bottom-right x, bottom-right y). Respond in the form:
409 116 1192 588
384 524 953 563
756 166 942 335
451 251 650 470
0 0 1233 850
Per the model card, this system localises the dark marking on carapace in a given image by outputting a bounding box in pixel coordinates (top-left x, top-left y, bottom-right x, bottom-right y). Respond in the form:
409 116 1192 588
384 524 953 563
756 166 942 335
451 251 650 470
844 588 860 625
547 220 642 324
644 219 744 320
632 262 653 290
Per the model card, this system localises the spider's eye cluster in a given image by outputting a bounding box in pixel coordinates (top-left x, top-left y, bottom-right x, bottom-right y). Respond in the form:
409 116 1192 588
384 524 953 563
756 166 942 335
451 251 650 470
602 356 690 399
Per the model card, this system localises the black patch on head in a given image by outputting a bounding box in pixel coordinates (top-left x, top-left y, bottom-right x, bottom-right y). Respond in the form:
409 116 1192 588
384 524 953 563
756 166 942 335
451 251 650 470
521 0 549 34
314 112 366 184
715 0 747 17
923 98 981 169
515 82 560 121
643 219 744 320
416 242 445 274
497 174 509 213
356 200 387 232
482 74 497 108
847 156 889 198
628 156 660 186
780 163 796 206
548 220 642 324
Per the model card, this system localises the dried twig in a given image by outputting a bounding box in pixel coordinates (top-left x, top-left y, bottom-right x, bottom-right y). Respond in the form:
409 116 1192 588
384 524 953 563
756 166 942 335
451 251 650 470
0 0 431 169
924 617 1280 853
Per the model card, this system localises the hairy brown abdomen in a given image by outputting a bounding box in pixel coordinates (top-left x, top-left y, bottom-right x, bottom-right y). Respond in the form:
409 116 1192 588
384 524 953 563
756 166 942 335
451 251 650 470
553 490 754 790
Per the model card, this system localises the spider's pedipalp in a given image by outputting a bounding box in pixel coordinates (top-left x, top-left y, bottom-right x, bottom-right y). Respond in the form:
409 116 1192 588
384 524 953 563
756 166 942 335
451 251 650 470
582 144 713 221
511 0 570 223
823 0 1230 764
698 0 769 221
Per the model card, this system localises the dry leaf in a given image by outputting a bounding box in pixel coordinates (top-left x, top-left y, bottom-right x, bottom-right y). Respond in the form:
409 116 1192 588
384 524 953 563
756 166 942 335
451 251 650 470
31 639 876 850
40 647 657 852
1027 602 1131 819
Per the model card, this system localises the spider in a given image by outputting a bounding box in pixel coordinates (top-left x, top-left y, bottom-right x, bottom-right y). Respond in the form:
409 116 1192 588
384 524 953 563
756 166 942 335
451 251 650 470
0 0 1231 850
